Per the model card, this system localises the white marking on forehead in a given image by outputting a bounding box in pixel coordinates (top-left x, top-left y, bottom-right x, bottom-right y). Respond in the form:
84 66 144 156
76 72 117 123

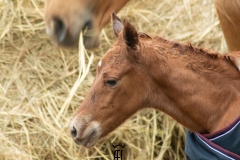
98 59 102 67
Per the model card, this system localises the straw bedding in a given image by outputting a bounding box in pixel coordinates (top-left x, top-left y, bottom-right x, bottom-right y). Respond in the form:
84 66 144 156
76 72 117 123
0 0 226 159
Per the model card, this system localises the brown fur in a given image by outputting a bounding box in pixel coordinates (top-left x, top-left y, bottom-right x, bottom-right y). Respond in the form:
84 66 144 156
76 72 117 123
45 0 240 51
70 14 240 147
215 0 240 51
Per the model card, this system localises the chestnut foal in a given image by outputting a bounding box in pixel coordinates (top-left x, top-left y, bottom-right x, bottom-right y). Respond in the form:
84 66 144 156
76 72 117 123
71 14 240 159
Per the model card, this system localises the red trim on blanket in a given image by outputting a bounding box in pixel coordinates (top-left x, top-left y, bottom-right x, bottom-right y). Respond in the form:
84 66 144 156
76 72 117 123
203 115 240 139
195 115 240 159
196 133 240 159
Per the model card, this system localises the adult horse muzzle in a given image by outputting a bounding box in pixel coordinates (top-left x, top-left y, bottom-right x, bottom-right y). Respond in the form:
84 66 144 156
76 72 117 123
46 18 99 49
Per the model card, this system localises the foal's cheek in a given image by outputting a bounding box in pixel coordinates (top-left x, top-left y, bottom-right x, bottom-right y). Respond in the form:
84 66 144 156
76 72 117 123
91 94 96 104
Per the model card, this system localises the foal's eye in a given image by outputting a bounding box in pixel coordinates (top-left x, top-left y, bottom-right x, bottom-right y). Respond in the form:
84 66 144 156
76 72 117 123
105 79 118 87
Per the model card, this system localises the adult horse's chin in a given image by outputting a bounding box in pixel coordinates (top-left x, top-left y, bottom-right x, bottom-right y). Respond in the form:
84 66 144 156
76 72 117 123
83 35 100 49
51 31 100 49
70 119 102 147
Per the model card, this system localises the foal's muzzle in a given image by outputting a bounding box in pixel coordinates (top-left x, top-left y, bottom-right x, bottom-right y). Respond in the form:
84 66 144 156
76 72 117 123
70 116 102 147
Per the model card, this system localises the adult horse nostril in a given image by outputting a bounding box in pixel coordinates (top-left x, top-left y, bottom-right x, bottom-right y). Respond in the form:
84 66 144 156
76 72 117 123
71 126 77 138
82 20 93 35
53 17 66 43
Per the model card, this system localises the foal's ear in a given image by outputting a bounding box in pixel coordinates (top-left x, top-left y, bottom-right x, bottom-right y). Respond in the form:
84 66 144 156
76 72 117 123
111 12 123 37
225 51 240 71
123 19 139 50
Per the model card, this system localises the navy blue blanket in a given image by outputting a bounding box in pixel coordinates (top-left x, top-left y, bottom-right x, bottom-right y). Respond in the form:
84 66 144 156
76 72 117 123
185 116 240 160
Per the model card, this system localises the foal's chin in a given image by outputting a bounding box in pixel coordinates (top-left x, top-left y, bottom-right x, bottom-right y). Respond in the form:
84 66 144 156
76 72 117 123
73 133 100 148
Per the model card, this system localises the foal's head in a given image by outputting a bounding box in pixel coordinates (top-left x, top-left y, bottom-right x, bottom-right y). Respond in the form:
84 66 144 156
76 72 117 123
70 13 151 147
44 0 129 49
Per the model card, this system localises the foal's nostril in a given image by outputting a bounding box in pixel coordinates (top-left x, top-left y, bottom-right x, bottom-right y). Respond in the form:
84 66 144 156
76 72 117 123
71 126 77 138
53 17 66 43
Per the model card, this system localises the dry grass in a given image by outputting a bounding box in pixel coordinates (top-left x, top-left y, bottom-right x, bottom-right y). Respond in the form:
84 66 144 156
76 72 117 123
0 0 226 159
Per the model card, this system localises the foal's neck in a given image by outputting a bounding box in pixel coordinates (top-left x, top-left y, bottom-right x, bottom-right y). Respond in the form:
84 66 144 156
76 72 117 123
144 37 240 133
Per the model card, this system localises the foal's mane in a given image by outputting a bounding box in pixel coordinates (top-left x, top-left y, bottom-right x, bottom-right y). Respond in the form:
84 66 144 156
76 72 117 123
154 36 221 59
137 32 233 64
134 32 240 74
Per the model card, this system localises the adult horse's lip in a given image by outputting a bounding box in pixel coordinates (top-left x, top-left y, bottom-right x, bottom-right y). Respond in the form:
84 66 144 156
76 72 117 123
82 20 93 36
81 20 100 49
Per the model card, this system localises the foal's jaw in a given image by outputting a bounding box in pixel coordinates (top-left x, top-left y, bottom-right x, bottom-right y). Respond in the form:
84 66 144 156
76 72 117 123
70 116 102 147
